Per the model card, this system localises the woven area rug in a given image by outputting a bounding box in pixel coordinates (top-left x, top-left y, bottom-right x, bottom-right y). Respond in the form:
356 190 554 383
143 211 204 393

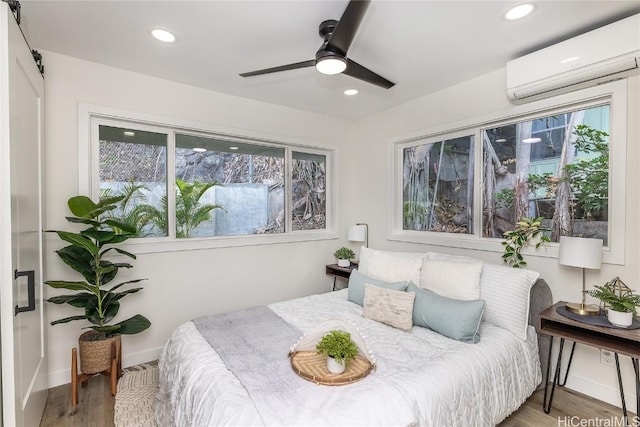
114 363 159 427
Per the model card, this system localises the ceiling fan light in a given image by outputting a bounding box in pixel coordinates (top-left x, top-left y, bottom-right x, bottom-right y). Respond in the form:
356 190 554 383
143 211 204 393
316 57 347 75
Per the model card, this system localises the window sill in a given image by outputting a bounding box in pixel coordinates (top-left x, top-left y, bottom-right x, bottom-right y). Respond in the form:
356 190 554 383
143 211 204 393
388 231 621 265
117 230 339 254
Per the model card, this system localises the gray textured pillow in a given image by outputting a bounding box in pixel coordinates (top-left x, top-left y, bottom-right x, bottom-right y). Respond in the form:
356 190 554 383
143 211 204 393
363 285 415 331
408 282 485 343
347 269 408 306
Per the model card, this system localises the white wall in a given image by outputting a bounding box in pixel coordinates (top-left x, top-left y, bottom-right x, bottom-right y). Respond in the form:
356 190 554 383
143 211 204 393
42 51 354 387
42 48 640 411
346 68 640 409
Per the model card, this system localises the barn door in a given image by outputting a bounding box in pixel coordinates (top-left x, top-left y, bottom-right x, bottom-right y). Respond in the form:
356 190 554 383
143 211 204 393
0 3 47 426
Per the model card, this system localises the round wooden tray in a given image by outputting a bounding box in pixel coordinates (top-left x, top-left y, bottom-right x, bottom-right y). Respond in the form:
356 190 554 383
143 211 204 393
290 350 373 386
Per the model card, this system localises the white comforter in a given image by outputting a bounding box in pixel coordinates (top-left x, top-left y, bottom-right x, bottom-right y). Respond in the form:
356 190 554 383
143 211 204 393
156 289 541 426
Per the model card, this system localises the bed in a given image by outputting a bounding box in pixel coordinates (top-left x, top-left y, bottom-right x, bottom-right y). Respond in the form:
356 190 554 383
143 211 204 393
155 249 552 426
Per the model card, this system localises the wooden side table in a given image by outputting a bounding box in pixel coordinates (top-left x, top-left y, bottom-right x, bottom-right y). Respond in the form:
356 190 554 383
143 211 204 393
325 263 358 291
538 302 640 424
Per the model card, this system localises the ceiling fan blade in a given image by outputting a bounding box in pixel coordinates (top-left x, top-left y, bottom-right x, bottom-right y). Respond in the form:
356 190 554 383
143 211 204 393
240 60 315 77
344 58 394 89
326 0 370 55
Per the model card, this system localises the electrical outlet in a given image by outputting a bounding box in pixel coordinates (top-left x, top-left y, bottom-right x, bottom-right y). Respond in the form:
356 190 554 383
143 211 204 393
600 349 614 366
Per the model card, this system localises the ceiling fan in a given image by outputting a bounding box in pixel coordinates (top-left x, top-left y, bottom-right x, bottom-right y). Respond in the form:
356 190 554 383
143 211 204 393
239 0 394 89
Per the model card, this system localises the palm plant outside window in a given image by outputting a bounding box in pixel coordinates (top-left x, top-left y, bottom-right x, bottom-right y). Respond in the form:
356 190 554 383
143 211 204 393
97 123 330 239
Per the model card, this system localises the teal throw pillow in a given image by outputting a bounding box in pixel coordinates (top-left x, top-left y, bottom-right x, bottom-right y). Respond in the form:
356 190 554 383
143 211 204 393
407 282 485 343
348 269 408 306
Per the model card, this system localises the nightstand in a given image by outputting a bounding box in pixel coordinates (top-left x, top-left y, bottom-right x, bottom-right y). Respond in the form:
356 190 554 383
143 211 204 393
538 302 640 424
325 263 358 291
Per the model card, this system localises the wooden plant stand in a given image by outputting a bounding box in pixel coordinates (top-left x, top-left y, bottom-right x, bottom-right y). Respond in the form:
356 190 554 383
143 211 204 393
71 337 122 405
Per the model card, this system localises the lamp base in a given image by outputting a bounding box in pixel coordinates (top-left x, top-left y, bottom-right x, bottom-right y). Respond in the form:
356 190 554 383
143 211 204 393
565 302 600 316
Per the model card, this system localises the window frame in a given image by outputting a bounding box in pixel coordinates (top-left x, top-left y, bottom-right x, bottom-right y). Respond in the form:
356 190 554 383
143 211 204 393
78 104 338 254
389 81 627 265
398 129 477 235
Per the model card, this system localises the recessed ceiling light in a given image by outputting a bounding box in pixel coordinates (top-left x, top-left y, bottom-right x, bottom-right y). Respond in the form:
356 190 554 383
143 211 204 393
344 89 359 96
504 3 535 21
522 137 542 144
496 138 507 143
229 146 239 150
151 28 176 43
192 147 207 153
123 131 135 137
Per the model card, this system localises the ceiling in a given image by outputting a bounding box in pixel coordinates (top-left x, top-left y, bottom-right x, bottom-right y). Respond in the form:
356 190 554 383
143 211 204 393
18 1 640 120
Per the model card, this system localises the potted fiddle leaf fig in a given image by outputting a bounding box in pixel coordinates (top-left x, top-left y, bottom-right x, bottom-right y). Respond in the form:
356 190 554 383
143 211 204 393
45 195 151 375
316 330 359 374
334 247 356 268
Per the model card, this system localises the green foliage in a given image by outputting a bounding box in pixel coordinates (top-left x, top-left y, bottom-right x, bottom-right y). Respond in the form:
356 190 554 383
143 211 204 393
101 181 154 237
334 247 355 260
501 217 551 268
495 188 515 209
527 172 554 200
175 180 224 238
564 125 609 220
403 201 429 229
587 284 640 315
141 179 224 238
316 330 359 366
45 196 151 337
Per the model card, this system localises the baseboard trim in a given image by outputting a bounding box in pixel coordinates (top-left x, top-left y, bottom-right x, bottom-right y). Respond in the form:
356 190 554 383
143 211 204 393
565 373 636 414
47 346 163 388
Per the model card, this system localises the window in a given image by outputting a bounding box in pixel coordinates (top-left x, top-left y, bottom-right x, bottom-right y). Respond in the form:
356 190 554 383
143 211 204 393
98 125 167 237
175 134 285 237
391 81 627 265
292 151 327 231
483 104 609 244
402 135 474 233
84 110 334 250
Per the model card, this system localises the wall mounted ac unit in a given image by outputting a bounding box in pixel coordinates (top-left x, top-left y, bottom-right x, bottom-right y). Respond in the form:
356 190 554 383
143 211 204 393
506 14 639 102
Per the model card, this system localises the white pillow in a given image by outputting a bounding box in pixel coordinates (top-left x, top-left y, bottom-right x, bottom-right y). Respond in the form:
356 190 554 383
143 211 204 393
358 247 425 286
420 258 483 301
427 251 483 263
480 263 540 341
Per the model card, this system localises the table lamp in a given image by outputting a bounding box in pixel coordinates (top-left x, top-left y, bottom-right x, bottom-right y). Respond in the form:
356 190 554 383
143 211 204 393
348 223 368 248
558 236 603 316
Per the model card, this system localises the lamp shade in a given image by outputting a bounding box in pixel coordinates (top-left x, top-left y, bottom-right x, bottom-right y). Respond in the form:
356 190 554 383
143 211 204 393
558 236 603 269
348 225 367 242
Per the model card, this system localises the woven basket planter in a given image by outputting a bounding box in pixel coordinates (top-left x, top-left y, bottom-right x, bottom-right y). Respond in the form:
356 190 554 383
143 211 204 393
79 331 120 374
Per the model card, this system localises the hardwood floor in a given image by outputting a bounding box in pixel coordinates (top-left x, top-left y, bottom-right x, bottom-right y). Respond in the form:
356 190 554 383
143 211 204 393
40 378 633 427
40 375 114 427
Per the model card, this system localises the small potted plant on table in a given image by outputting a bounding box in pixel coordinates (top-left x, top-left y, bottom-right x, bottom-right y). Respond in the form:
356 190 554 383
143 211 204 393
316 330 359 374
334 247 356 268
587 277 640 327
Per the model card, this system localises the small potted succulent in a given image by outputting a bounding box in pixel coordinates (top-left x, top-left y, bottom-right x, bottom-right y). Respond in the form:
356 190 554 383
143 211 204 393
334 247 356 268
587 278 640 327
316 330 359 374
